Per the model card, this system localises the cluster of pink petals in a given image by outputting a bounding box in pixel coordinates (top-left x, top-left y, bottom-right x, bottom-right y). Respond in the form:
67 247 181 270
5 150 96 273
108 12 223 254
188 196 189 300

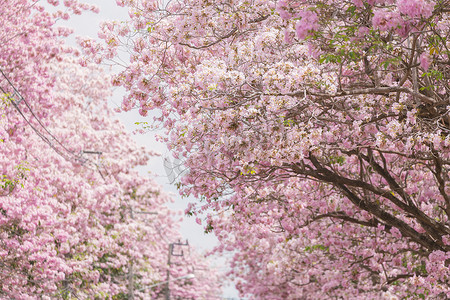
397 0 435 18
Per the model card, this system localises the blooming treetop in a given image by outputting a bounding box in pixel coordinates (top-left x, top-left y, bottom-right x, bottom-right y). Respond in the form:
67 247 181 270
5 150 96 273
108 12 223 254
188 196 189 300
93 0 450 298
0 0 221 299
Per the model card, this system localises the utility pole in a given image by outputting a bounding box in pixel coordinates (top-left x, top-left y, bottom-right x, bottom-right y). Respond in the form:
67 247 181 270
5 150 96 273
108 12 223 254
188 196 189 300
165 240 189 300
128 208 135 300
128 208 158 299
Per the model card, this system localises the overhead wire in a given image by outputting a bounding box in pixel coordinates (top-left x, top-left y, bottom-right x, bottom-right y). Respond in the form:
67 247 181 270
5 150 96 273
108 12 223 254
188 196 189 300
0 68 107 179
0 68 201 295
1 69 81 160
0 67 109 295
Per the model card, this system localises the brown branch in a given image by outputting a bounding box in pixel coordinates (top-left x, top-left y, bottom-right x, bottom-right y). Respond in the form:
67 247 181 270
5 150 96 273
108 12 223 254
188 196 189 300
385 274 414 285
290 156 444 251
305 155 414 213
248 14 269 24
430 148 450 217
350 255 374 267
179 27 237 50
360 149 450 240
337 181 441 251
270 86 435 105
312 211 382 228
398 34 419 87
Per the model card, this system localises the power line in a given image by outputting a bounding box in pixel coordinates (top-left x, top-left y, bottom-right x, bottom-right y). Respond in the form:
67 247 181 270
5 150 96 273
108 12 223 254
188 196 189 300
0 69 78 158
0 68 107 178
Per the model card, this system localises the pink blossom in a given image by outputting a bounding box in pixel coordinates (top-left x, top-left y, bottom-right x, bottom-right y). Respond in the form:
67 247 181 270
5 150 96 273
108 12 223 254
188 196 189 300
358 26 370 37
276 0 293 20
296 11 319 39
397 0 435 18
352 0 364 8
420 52 431 70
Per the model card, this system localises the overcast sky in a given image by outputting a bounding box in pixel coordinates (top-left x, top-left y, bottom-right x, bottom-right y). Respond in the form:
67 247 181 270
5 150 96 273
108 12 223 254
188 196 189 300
50 0 239 298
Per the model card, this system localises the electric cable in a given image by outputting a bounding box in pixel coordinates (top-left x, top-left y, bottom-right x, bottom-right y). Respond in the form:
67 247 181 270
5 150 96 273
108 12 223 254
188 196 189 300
0 68 107 179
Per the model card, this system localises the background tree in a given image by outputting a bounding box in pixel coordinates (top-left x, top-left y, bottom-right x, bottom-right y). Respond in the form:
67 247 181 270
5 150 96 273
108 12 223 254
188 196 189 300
94 0 450 298
0 1 221 298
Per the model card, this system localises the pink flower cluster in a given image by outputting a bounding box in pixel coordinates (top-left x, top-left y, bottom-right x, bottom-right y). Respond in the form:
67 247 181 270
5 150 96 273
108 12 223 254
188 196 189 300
397 0 435 18
295 11 319 39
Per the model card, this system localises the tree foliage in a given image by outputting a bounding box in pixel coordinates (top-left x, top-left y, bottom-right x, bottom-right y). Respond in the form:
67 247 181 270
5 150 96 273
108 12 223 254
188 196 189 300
93 0 450 298
0 1 221 298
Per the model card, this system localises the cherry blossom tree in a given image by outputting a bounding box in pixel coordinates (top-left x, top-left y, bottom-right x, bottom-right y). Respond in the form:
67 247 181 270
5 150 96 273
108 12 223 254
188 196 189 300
94 0 450 298
0 1 221 298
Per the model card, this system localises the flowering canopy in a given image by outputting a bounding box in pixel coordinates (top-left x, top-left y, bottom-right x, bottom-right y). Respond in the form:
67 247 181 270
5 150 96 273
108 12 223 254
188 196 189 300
0 1 221 299
92 0 450 298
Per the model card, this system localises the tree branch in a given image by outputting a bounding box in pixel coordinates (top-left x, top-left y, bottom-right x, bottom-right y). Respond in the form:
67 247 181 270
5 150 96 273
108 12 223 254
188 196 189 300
179 27 237 50
270 86 435 105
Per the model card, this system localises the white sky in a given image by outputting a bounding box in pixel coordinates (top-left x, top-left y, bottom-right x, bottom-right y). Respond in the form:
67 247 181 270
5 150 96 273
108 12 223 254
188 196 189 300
50 0 240 298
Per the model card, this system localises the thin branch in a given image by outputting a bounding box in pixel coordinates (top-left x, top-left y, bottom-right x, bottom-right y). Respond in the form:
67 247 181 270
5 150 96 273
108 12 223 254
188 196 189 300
270 86 435 105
